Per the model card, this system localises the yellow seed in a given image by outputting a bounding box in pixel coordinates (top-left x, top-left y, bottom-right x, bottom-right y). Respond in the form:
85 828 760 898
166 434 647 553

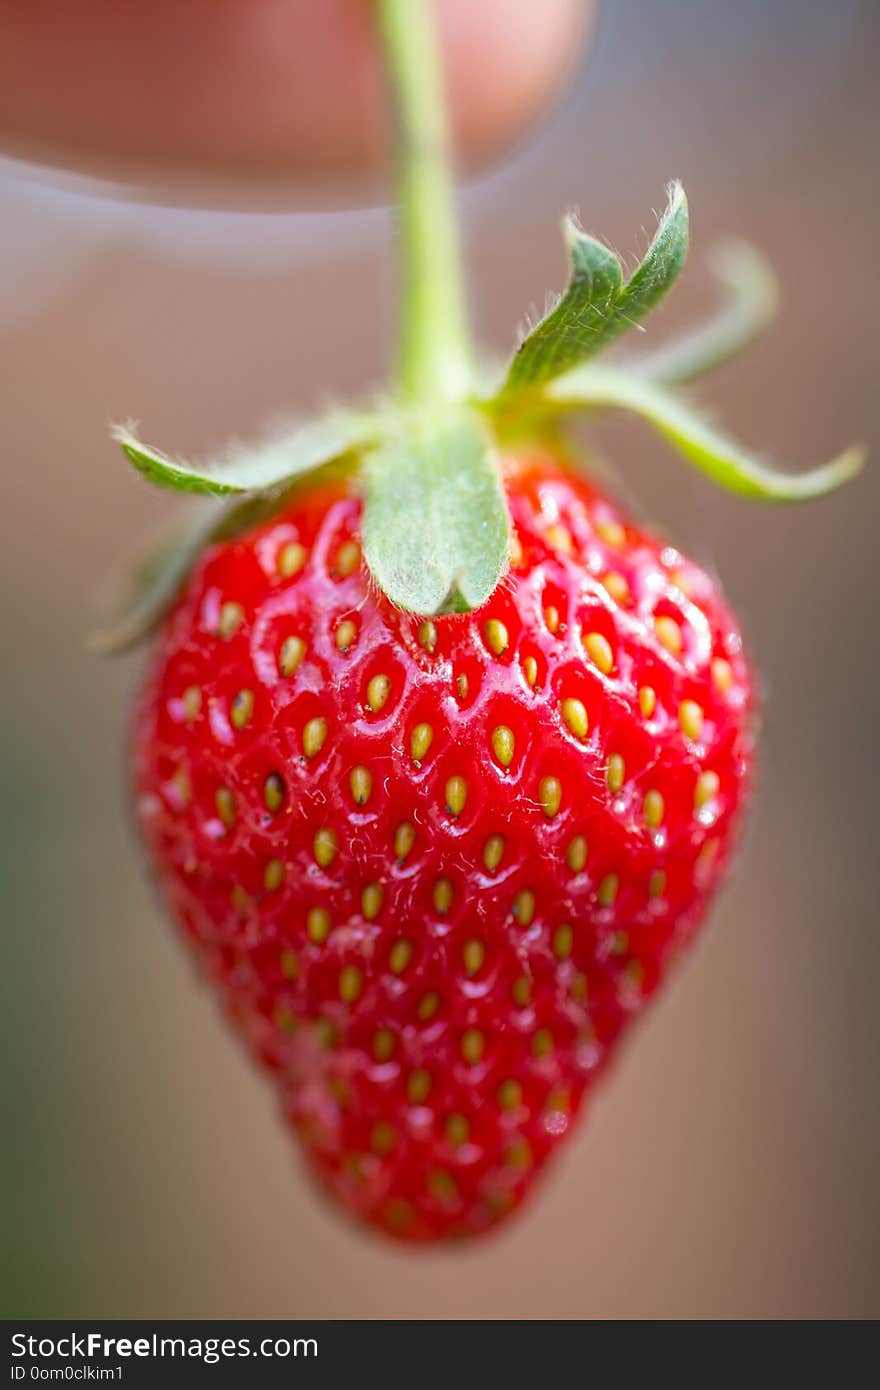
280 949 298 980
485 1191 515 1218
497 1078 522 1110
307 907 331 944
461 1028 484 1063
410 722 433 760
349 765 372 806
483 834 505 872
373 1028 395 1062
445 1114 469 1146
371 1121 396 1155
506 1139 533 1169
316 1018 338 1049
484 618 509 656
313 827 338 868
584 631 613 675
455 673 469 700
491 725 515 768
509 534 524 566
544 604 561 633
522 655 538 687
542 1084 569 1117
634 959 655 999
278 540 307 578
512 888 535 928
561 697 588 739
336 619 357 652
649 869 666 899
341 1150 366 1178
546 523 573 554
597 518 625 547
655 614 683 656
643 789 665 828
230 884 249 915
335 1139 362 1170
361 882 383 920
697 839 720 877
428 1169 457 1200
334 540 360 577
218 600 244 640
598 873 619 907
711 656 734 693
539 775 562 819
532 1028 554 1058
230 688 254 731
512 976 532 1006
339 964 363 1003
408 1069 431 1103
418 991 440 1021
553 923 574 959
366 673 391 712
694 769 720 810
566 835 588 873
264 858 285 892
639 685 657 719
264 772 285 812
394 821 416 860
433 878 453 915
679 699 704 741
602 571 630 604
445 776 467 817
215 786 235 828
607 753 625 794
182 685 201 721
671 568 692 596
274 1006 297 1034
389 939 413 974
170 767 190 807
571 972 588 1001
302 716 328 759
278 635 305 677
384 1199 413 1231
417 619 438 653
462 939 485 975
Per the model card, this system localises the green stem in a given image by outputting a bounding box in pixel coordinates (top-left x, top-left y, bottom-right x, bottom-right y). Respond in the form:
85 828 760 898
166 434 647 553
376 0 472 403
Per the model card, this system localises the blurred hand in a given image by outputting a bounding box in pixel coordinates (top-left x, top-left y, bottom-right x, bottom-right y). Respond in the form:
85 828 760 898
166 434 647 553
0 0 593 187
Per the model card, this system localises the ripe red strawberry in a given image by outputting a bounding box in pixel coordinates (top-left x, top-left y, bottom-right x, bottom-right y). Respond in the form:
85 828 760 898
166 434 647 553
132 454 754 1240
103 2 859 1248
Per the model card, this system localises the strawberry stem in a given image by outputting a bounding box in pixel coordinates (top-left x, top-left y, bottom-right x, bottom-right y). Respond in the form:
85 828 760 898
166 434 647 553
376 0 472 403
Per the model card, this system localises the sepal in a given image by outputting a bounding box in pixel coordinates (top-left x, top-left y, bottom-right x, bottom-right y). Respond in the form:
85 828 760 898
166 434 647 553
113 412 374 496
547 365 864 501
90 467 353 654
502 181 688 394
362 409 509 614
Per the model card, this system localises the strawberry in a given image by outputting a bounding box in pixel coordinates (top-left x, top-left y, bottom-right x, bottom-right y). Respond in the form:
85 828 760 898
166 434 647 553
131 455 754 1240
99 0 861 1243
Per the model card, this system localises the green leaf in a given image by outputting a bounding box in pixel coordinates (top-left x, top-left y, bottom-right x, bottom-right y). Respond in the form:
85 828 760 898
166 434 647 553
362 411 509 614
503 181 688 394
547 364 864 501
620 240 778 385
113 412 374 496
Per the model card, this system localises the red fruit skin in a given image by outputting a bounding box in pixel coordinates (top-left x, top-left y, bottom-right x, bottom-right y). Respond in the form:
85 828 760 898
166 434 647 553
132 455 755 1242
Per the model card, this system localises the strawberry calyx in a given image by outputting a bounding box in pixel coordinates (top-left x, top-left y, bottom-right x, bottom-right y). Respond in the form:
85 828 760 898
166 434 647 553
94 0 864 651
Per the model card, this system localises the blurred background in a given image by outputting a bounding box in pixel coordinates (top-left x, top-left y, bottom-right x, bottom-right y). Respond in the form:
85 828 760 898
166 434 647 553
2 0 878 1319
